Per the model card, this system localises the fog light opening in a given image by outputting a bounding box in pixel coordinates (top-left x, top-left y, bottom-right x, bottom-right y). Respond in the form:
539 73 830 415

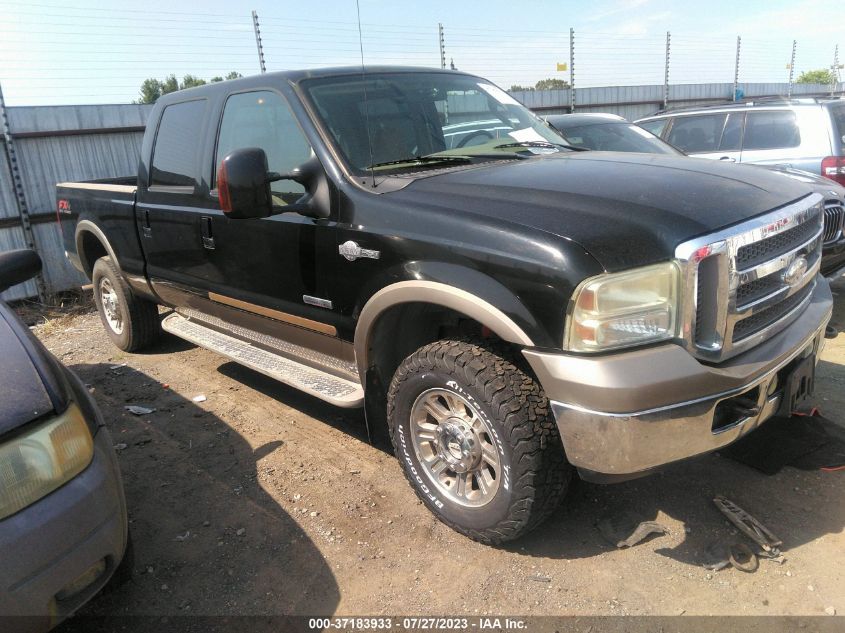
712 387 761 433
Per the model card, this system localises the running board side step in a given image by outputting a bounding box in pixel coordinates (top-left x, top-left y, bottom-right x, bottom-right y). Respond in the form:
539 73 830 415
162 312 364 408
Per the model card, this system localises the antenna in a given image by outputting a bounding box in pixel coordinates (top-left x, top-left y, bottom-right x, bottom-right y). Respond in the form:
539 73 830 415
355 0 376 188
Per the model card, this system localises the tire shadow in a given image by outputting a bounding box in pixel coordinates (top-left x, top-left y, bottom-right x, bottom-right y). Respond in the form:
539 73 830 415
56 363 340 630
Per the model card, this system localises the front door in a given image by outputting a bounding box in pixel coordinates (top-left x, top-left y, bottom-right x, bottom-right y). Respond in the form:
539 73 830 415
199 89 340 342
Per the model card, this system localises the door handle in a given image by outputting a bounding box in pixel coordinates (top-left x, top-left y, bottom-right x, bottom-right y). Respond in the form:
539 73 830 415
719 156 736 162
142 209 152 238
201 216 215 250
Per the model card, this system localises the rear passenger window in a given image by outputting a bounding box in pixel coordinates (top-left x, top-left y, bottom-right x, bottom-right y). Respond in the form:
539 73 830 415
638 119 667 138
150 100 207 188
666 114 727 153
743 111 800 150
215 91 312 204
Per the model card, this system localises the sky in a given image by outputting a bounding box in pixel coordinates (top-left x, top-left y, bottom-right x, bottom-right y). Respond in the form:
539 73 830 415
0 0 842 106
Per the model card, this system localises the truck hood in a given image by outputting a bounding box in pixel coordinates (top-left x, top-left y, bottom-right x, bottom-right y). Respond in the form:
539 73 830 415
0 304 62 435
400 152 815 271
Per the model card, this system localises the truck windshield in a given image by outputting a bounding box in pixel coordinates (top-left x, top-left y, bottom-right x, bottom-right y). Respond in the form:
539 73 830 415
301 72 571 173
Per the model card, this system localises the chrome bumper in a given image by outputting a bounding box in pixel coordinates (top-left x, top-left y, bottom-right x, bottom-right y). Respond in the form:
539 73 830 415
524 279 833 478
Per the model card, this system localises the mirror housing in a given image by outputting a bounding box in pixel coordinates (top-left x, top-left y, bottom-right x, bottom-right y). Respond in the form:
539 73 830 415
0 249 42 293
217 147 274 219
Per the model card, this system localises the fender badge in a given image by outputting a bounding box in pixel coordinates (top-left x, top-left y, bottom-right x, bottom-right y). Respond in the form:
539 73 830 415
339 240 380 262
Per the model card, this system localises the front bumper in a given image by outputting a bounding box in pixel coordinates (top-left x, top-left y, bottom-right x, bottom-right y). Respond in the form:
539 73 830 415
524 278 833 479
0 423 127 631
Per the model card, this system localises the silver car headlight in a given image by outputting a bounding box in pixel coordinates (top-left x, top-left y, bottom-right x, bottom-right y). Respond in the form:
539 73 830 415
564 261 681 352
0 403 94 521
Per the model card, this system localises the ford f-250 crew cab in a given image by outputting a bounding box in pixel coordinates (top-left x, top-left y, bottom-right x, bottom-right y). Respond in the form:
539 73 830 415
58 67 834 544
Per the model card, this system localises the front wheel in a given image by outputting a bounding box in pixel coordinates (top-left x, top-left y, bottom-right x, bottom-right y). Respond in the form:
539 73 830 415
387 340 572 544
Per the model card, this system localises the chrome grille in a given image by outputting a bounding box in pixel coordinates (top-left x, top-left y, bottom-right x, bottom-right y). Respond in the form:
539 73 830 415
677 194 824 362
823 200 844 244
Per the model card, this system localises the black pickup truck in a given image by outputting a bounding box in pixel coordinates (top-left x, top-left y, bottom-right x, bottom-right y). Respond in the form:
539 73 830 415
58 67 834 543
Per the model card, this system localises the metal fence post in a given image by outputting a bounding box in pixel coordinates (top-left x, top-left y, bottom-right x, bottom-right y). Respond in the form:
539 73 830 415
569 27 575 112
0 80 47 302
733 36 741 101
438 23 446 70
663 31 671 109
252 10 267 74
832 44 841 97
787 39 796 98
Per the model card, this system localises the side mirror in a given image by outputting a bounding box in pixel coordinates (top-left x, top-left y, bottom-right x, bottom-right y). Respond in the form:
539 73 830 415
217 147 274 219
0 249 42 293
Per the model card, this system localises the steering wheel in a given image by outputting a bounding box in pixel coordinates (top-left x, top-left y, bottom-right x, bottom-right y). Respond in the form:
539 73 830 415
456 130 494 148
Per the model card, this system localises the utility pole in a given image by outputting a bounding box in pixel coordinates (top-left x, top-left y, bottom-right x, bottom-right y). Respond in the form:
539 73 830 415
663 31 671 109
733 36 741 102
438 23 446 69
787 39 797 98
0 80 47 302
252 10 266 74
569 27 575 113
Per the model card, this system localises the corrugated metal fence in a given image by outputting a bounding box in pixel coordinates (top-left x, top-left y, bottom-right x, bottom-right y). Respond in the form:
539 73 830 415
0 81 840 301
0 104 151 301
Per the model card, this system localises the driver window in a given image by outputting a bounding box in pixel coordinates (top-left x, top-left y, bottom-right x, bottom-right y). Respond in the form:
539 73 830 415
215 91 312 205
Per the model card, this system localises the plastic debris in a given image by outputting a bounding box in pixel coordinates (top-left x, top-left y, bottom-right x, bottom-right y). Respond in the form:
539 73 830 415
109 363 127 370
616 521 669 548
174 531 190 542
125 405 156 415
113 443 128 451
714 495 782 555
192 394 207 403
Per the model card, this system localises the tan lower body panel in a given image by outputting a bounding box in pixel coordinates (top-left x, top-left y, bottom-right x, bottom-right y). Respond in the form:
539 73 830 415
208 291 337 336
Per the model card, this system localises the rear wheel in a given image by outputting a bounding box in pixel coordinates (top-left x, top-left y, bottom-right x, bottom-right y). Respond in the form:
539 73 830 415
92 256 160 352
387 339 572 544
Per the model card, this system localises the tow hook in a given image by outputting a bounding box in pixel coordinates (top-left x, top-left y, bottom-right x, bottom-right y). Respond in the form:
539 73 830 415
826 325 839 340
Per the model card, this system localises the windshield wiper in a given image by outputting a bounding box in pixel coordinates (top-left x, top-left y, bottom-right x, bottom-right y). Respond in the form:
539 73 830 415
493 140 589 152
367 155 473 169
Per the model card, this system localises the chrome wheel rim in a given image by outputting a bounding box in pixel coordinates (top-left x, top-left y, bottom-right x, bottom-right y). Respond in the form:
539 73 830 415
409 387 501 507
99 277 123 334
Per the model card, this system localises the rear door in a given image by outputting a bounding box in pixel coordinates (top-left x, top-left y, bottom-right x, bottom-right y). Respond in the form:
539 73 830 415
739 109 803 167
135 98 212 306
664 112 743 162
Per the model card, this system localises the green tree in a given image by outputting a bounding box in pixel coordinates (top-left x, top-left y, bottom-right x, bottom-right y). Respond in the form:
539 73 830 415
136 72 244 103
534 78 570 90
796 69 835 84
509 84 534 92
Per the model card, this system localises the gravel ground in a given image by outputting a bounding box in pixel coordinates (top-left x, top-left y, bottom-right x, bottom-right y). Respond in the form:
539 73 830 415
24 278 845 625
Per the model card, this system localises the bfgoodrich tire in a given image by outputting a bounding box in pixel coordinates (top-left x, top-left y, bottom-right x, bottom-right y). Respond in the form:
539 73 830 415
387 339 572 544
92 256 160 352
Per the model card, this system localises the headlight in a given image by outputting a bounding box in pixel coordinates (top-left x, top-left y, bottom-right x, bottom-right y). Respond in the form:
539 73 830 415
0 404 94 520
565 261 680 352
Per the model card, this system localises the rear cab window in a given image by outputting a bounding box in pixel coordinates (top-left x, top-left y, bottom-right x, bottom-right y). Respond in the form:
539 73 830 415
743 110 800 150
150 99 208 190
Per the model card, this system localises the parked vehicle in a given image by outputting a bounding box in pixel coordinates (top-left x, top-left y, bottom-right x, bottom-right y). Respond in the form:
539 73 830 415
635 97 845 185
58 67 834 544
545 113 682 154
548 113 845 278
0 250 128 631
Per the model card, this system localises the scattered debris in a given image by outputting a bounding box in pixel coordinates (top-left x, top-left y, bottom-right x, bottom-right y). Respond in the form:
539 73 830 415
728 543 759 573
109 363 127 370
714 496 782 555
702 542 732 572
310 511 319 517
236 528 246 536
192 394 207 403
529 575 551 583
125 405 156 416
616 521 670 548
113 443 128 451
174 531 191 542
825 607 836 616
349 469 361 475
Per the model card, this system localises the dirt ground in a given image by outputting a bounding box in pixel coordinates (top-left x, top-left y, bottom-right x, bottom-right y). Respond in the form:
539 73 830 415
24 278 845 623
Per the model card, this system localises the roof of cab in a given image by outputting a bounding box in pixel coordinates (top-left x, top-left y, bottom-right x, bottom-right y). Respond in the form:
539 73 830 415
154 66 478 106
